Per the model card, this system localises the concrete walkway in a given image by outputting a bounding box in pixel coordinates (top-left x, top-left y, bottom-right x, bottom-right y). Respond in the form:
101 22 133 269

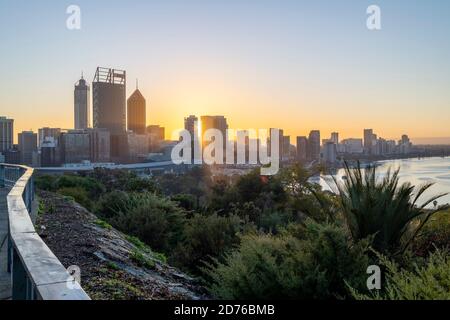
0 188 11 300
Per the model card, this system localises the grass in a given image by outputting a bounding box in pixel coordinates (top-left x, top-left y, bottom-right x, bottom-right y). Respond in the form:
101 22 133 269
107 261 120 271
94 219 112 230
130 249 156 269
125 235 148 250
103 279 145 300
125 235 167 263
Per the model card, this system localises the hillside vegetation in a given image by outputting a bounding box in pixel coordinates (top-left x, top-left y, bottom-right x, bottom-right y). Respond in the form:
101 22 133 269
35 164 450 300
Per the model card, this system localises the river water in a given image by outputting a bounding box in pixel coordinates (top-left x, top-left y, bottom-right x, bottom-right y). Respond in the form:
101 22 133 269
318 157 450 207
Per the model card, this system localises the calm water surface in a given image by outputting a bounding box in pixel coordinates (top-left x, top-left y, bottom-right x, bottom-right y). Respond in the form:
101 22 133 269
319 157 450 207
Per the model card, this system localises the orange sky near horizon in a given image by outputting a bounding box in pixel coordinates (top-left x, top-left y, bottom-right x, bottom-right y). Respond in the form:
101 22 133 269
2 1 450 145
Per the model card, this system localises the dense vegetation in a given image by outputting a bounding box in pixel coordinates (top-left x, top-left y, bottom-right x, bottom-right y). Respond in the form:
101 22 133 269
35 163 450 300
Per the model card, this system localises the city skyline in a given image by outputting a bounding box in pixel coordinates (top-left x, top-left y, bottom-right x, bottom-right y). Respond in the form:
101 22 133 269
1 1 450 143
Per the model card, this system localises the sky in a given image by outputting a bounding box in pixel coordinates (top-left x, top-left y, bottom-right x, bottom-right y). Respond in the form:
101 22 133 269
0 0 449 144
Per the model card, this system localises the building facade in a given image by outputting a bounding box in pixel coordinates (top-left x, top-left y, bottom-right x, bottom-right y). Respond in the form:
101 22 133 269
127 87 146 134
61 130 91 164
0 116 14 154
308 130 321 161
147 125 165 152
18 131 38 166
74 76 90 130
38 127 61 147
93 67 126 161
296 136 308 162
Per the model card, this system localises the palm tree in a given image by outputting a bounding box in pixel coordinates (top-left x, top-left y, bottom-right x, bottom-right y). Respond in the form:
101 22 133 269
334 162 448 255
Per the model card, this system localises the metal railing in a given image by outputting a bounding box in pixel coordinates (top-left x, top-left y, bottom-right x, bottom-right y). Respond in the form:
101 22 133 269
0 164 90 300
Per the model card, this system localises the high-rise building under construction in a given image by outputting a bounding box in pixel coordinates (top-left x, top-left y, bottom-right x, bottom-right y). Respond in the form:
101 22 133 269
92 67 127 161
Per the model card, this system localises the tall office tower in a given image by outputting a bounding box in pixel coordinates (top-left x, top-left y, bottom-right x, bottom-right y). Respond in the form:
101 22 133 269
38 127 61 147
184 115 199 160
398 134 412 154
296 136 308 162
330 132 339 145
74 75 90 130
147 125 165 152
93 67 127 161
200 116 228 146
18 131 38 166
0 116 14 153
364 129 374 154
93 67 126 133
322 142 337 164
282 135 291 160
127 82 146 134
308 130 321 161
184 115 198 138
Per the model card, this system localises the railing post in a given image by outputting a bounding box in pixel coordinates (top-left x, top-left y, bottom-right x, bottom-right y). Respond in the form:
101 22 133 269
0 165 4 187
11 248 28 300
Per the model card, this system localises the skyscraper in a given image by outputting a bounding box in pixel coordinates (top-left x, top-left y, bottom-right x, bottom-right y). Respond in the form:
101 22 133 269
0 116 13 154
93 67 126 134
18 131 37 166
93 67 127 161
147 125 165 152
364 129 374 154
127 82 146 134
296 136 308 162
184 115 199 160
330 132 339 145
308 130 321 161
200 116 228 148
74 75 90 130
184 115 198 138
282 135 291 160
322 141 337 164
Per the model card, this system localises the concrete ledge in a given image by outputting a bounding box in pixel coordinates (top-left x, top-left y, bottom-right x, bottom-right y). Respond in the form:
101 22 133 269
2 164 90 300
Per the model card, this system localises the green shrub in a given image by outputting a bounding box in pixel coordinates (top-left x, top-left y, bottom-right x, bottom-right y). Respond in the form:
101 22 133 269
352 250 450 300
171 193 197 211
130 249 155 269
95 190 131 219
35 175 58 191
412 210 450 256
172 213 243 272
57 187 92 210
108 193 186 253
56 175 105 198
94 219 112 230
205 220 370 299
